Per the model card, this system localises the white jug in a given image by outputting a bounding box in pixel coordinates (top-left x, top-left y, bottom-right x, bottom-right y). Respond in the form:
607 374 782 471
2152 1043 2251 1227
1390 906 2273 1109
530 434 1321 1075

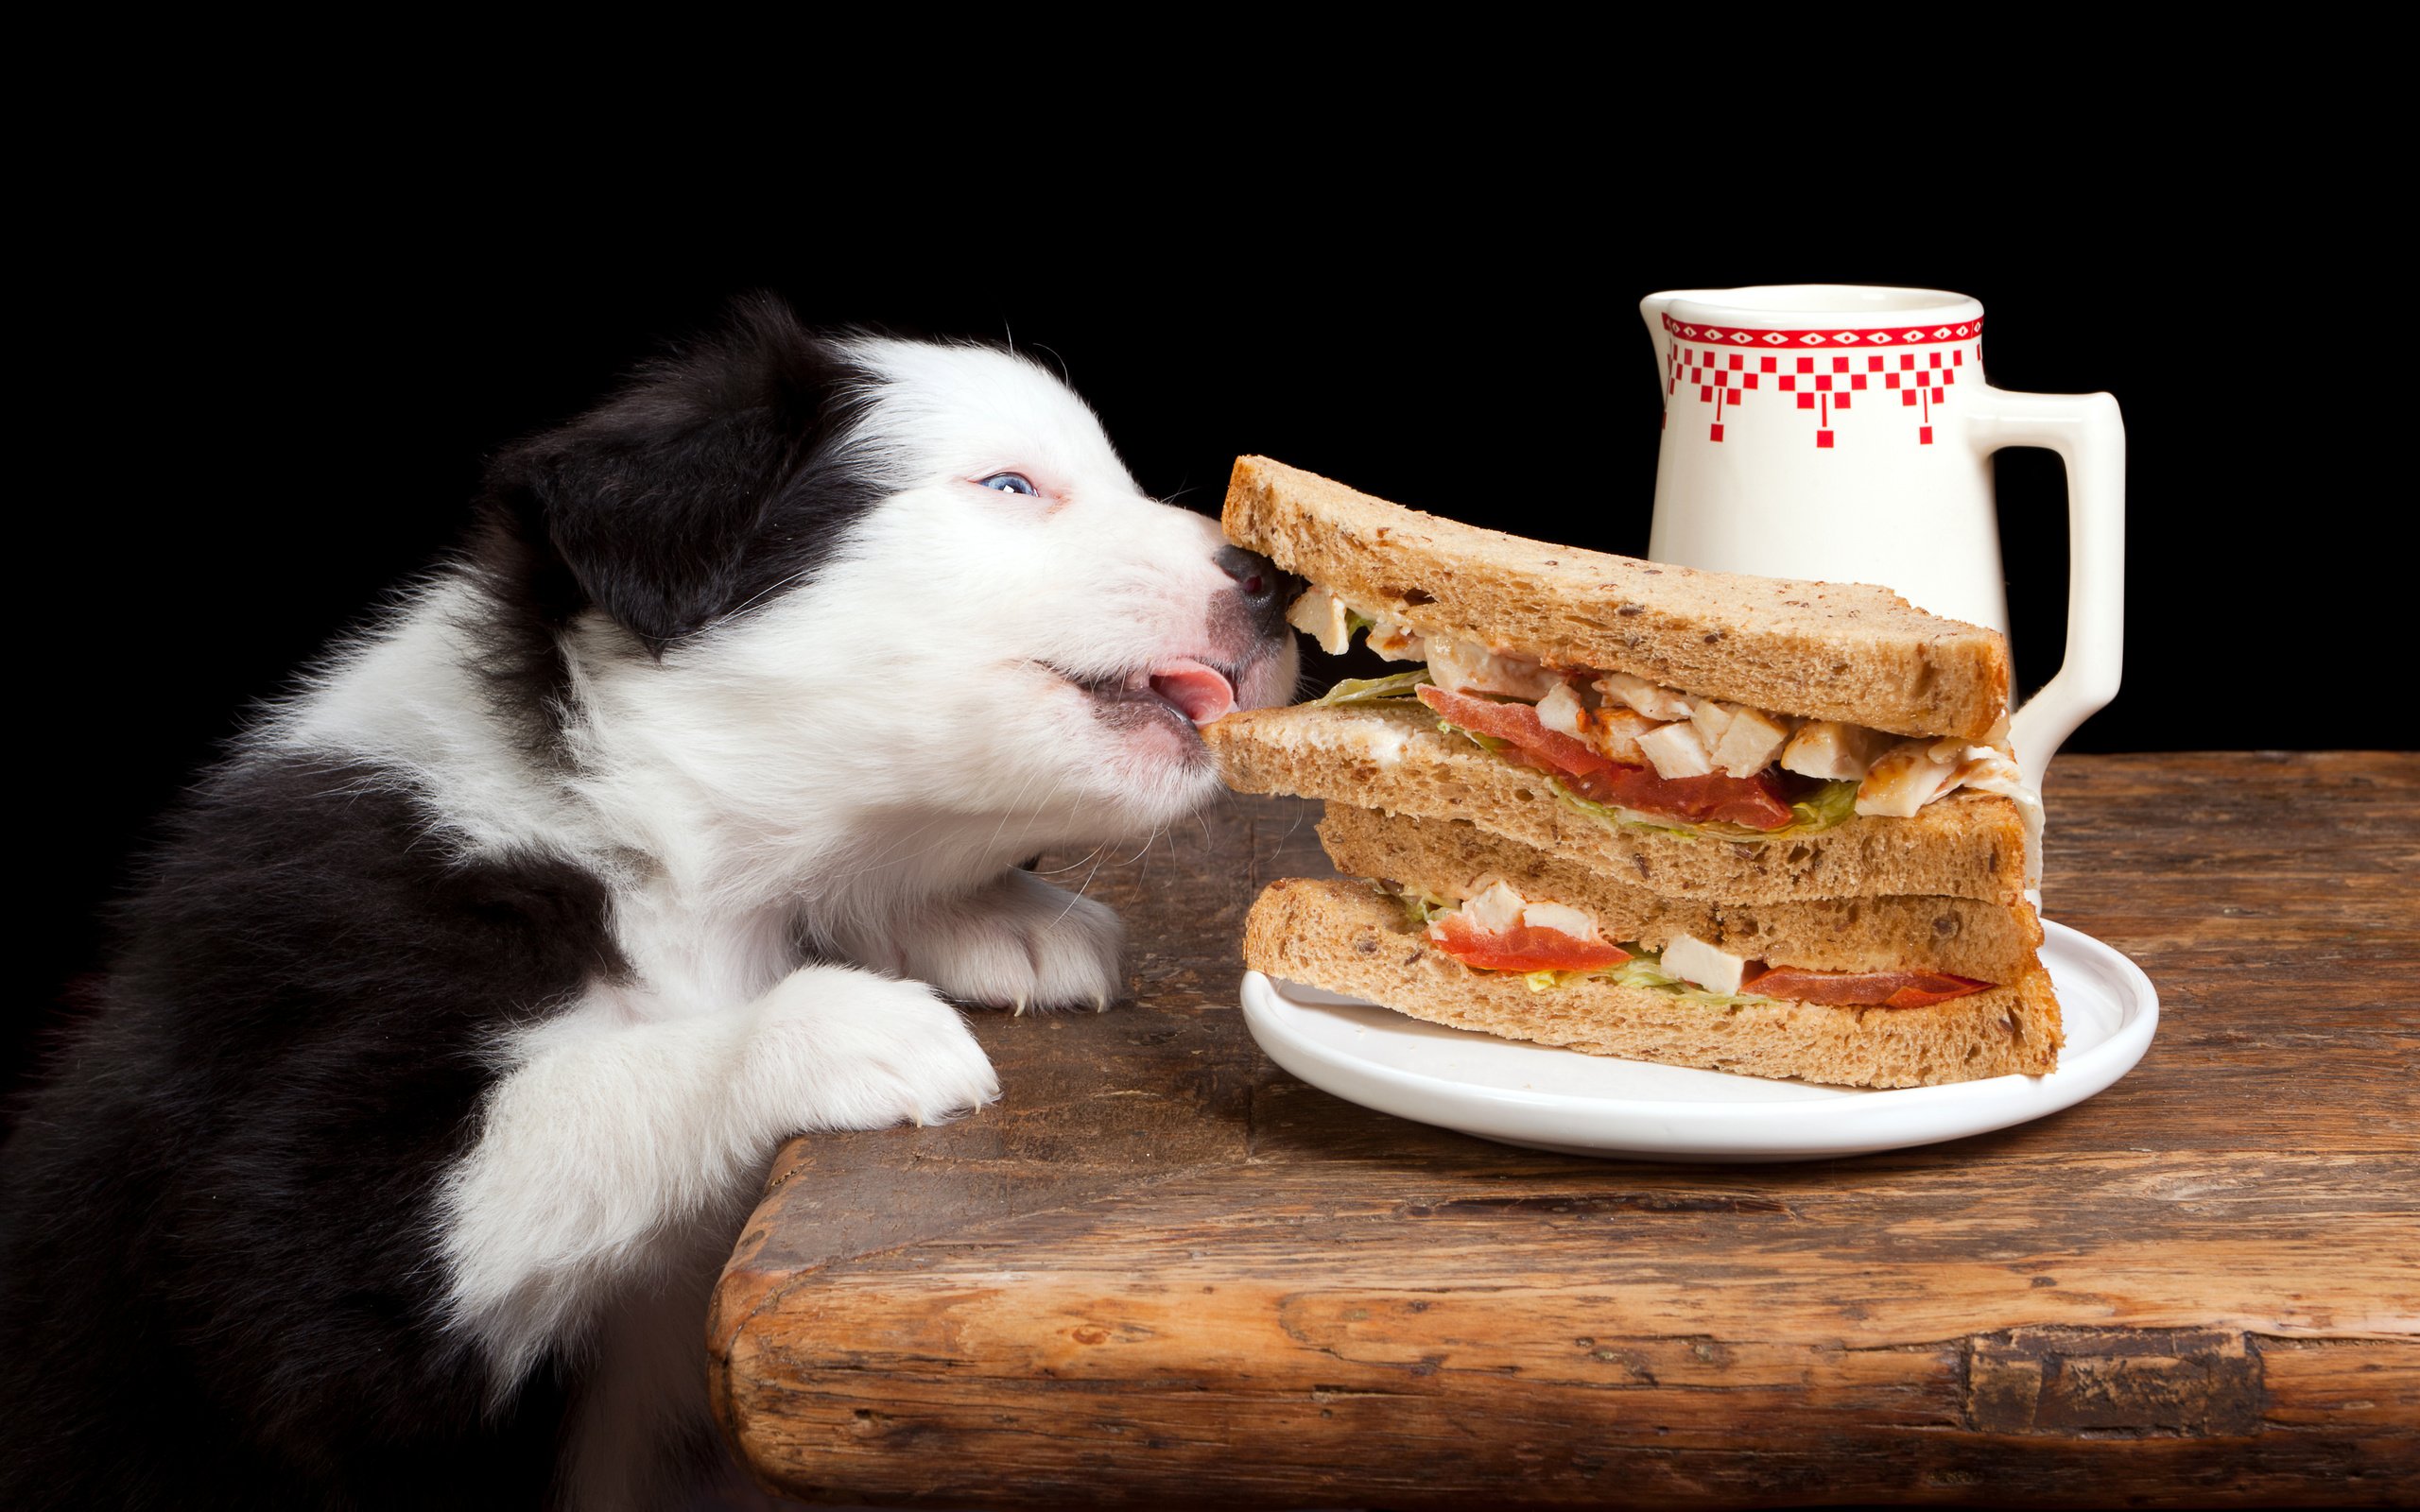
1642 284 2123 791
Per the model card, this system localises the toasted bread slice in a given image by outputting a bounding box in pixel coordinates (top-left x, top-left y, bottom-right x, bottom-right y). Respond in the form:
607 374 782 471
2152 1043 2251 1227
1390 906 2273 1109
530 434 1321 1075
1317 803 2043 985
1245 878 2063 1089
1223 455 2011 743
1206 702 2029 905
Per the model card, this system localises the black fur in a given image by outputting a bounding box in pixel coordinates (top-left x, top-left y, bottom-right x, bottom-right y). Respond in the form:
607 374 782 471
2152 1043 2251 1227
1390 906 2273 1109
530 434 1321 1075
462 294 882 751
0 295 891 1509
0 756 614 1508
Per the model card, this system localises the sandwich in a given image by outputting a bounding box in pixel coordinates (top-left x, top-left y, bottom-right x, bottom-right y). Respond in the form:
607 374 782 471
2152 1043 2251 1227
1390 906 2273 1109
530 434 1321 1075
1206 456 2061 1089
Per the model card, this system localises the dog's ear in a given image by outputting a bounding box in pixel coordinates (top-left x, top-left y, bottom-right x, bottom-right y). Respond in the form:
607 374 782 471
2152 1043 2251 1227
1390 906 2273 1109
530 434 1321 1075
484 294 875 653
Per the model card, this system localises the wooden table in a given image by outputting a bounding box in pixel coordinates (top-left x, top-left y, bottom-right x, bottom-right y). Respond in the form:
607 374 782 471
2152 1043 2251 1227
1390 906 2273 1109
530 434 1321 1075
708 752 2419 1508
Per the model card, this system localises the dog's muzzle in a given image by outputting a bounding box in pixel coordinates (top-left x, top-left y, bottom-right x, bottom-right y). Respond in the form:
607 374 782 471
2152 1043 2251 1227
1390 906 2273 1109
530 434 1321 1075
1216 545 1299 644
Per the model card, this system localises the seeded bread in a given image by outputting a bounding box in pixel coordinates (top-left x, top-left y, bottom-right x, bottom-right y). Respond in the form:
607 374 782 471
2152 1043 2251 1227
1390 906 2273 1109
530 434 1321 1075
1245 878 2063 1088
1206 701 2029 905
1223 455 2011 743
1317 803 2042 984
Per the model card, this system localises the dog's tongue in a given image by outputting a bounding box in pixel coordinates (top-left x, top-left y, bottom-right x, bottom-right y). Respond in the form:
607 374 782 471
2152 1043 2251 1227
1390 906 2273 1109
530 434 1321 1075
1150 660 1236 726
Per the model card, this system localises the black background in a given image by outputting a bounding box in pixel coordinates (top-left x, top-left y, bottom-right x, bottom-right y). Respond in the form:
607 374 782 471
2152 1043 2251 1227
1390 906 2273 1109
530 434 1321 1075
19 151 2405 1103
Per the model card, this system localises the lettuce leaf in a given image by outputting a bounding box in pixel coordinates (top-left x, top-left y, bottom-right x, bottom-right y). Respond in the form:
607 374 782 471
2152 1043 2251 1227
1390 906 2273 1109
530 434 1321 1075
1541 778 1701 839
1544 774 1860 843
1370 879 1453 930
1435 720 1507 752
1313 667 1435 706
1503 951 1771 1005
1603 953 1775 1008
1782 778 1861 833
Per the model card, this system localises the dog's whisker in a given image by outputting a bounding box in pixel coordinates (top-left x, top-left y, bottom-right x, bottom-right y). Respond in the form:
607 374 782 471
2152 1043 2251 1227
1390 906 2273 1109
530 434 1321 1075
1109 826 1162 868
1045 848 1115 931
1049 814 1166 930
826 761 1073 888
1035 843 1110 877
977 761 1069 861
655 567 819 645
817 813 959 882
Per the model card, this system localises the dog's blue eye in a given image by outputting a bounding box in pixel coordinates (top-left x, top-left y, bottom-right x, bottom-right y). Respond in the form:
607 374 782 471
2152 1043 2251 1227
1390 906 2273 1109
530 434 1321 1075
977 472 1040 497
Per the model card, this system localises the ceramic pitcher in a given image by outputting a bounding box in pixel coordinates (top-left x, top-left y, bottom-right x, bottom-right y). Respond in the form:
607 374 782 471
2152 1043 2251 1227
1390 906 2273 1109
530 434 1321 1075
1641 284 2123 790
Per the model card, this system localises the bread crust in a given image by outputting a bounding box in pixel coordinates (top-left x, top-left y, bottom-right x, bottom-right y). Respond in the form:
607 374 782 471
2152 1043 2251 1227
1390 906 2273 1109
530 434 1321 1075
1316 803 2043 984
1224 455 2012 742
1206 702 2029 905
1245 878 2063 1089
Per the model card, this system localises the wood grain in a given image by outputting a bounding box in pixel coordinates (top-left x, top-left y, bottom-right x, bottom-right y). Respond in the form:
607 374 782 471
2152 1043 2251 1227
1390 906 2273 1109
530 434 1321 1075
709 753 2420 1507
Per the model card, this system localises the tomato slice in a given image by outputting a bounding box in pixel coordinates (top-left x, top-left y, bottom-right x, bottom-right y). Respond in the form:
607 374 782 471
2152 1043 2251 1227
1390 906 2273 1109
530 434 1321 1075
1740 967 1993 1008
1417 683 1797 831
1559 763 1797 832
1428 912 1631 973
1415 684 1614 778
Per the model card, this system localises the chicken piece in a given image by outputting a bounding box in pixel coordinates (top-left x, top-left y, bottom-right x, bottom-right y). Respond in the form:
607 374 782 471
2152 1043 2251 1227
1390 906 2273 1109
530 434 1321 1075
1781 720 1896 782
1426 637 1564 700
1953 746 2024 793
1854 739 1963 817
1536 680 1656 765
1661 933 1750 995
1636 720 1715 780
1690 699 1792 778
1285 589 1354 656
1519 899 1603 940
1364 611 1425 662
1586 706 1658 766
1595 670 1694 721
1534 680 1589 740
1459 879 1528 932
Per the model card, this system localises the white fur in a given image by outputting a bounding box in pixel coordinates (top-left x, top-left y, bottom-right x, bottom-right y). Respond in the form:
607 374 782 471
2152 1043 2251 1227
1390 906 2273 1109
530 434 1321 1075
437 966 998 1394
885 865 1125 1012
268 336 1291 1503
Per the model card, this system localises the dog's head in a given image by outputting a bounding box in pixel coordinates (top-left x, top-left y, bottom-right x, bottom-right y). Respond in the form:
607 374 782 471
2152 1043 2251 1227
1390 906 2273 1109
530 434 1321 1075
478 296 1297 872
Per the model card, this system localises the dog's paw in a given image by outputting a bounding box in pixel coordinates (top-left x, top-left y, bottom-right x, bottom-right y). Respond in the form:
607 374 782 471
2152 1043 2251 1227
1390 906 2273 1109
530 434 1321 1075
901 867 1126 1013
743 969 1000 1132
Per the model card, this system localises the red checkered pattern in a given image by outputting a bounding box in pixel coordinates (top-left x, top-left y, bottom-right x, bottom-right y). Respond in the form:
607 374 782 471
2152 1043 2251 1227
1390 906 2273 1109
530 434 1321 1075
1660 313 1983 348
1664 324 1975 448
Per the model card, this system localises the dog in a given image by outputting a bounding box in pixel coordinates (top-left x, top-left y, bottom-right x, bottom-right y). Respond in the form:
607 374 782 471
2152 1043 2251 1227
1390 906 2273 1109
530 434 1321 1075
0 295 1298 1509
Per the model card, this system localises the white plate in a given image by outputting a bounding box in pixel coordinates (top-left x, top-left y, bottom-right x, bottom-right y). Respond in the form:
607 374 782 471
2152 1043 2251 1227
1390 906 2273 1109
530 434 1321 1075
1240 919 2157 1161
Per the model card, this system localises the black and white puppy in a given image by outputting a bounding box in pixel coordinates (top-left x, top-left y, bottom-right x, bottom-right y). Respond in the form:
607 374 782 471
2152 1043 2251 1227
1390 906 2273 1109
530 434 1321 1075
0 296 1296 1510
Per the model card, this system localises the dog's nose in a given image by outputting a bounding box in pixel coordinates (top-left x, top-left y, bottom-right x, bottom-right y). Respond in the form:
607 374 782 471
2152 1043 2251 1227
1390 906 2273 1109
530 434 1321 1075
1215 545 1278 600
1216 545 1297 639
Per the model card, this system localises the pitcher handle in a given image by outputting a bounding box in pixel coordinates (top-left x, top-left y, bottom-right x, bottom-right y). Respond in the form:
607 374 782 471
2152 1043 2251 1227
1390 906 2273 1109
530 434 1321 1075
1965 387 2127 792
